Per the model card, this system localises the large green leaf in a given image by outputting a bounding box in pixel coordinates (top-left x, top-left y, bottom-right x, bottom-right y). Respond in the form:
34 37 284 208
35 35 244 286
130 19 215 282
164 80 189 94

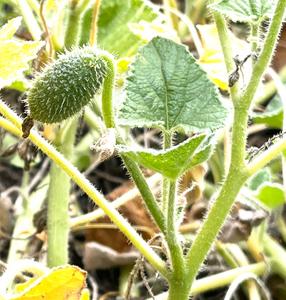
119 37 227 134
97 0 160 57
0 17 43 88
210 0 275 23
119 134 214 180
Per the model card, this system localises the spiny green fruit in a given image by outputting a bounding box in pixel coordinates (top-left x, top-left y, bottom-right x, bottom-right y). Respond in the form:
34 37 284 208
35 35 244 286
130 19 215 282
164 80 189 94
27 47 108 123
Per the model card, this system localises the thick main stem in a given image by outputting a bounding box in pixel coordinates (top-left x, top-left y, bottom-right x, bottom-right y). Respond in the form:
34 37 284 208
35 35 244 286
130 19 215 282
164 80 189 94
181 0 286 297
47 120 77 267
166 181 187 300
161 132 186 299
184 105 249 290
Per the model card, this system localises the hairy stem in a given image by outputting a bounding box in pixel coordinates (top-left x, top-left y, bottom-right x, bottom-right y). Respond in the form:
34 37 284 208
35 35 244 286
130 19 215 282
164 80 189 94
100 53 116 128
241 0 286 109
99 53 166 232
182 0 286 296
162 131 172 214
47 120 77 267
152 263 266 300
161 132 186 299
166 181 187 300
64 0 91 48
0 100 168 278
212 8 240 102
121 155 166 232
247 137 286 176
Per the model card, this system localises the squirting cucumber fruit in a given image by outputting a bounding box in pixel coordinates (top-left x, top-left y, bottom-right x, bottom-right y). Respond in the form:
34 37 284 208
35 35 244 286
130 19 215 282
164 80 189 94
27 47 108 124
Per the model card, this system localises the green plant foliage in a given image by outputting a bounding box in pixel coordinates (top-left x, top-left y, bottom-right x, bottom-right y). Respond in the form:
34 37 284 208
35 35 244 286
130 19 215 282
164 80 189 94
252 95 283 129
0 1 18 27
95 0 160 57
119 37 227 134
27 47 107 124
210 0 275 23
119 134 214 180
0 17 43 88
256 183 285 209
248 168 272 190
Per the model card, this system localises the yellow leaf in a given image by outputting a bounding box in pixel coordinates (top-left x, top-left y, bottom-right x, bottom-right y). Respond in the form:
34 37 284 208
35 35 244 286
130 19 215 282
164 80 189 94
197 24 251 90
0 18 44 89
0 17 22 41
14 278 38 293
11 265 87 300
80 289 90 300
0 40 43 88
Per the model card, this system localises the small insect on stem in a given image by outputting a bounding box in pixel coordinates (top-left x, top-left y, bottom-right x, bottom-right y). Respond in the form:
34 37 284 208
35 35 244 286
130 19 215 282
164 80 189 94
22 116 34 138
228 53 257 87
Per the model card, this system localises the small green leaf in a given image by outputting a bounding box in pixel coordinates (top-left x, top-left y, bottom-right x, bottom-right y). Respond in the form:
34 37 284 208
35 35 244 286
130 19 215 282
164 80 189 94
0 16 22 40
256 183 285 209
248 168 271 190
119 37 227 134
119 134 214 180
252 95 283 129
210 0 275 23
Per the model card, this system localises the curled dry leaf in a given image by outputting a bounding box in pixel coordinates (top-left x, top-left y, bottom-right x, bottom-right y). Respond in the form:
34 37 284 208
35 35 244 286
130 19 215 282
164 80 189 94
189 199 268 243
180 164 207 205
8 265 87 300
83 241 139 270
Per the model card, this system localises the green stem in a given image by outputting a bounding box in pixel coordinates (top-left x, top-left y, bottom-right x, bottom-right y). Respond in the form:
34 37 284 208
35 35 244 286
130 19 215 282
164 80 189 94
153 263 266 300
160 131 186 298
250 22 259 61
263 233 286 279
185 165 248 290
16 0 42 40
182 0 286 296
167 279 190 300
166 182 186 300
47 120 77 267
100 53 116 128
121 155 166 233
70 174 161 228
98 53 165 232
162 131 172 214
241 0 286 109
0 100 168 278
212 8 240 102
247 137 286 176
64 0 91 49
